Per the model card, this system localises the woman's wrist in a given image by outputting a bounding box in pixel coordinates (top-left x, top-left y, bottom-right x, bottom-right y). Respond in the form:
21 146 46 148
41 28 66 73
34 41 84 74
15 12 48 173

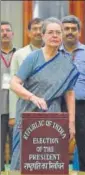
69 120 75 123
29 94 34 101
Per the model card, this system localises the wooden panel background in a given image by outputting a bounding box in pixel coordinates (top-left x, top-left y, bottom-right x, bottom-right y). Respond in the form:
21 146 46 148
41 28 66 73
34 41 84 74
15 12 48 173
69 1 85 44
23 1 32 46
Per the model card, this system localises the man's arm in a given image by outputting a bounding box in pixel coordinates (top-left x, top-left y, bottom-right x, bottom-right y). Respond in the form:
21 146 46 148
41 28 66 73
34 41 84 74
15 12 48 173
64 90 75 140
9 52 19 126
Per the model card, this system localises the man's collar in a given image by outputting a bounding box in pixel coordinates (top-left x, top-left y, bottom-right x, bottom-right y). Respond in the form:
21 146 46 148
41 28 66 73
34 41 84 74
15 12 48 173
60 42 85 52
30 44 39 51
1 47 16 54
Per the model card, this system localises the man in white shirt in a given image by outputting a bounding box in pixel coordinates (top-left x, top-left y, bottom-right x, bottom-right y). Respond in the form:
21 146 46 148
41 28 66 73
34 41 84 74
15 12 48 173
9 18 43 126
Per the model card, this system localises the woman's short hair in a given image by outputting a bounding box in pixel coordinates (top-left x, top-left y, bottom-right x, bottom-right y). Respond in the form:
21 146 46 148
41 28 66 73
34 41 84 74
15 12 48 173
42 17 62 34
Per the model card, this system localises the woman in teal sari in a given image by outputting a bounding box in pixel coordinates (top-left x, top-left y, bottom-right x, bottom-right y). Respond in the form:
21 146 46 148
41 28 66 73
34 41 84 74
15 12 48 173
10 17 79 170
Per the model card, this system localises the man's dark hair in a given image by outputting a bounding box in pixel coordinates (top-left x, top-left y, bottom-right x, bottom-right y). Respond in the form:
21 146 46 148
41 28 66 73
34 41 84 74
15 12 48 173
61 15 81 31
28 18 43 30
1 21 12 29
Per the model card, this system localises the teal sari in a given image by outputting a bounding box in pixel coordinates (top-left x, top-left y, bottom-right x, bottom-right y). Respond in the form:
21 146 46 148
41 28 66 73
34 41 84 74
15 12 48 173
10 49 79 170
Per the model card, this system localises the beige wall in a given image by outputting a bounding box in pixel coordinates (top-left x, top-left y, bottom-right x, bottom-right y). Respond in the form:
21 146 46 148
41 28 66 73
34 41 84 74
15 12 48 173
1 1 23 48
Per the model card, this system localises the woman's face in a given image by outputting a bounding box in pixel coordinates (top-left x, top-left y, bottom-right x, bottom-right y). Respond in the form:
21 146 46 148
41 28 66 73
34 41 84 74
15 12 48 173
42 23 62 48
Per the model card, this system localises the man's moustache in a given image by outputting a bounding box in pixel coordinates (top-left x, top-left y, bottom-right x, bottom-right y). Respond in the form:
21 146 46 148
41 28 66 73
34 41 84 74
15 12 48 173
36 34 42 36
2 36 8 39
